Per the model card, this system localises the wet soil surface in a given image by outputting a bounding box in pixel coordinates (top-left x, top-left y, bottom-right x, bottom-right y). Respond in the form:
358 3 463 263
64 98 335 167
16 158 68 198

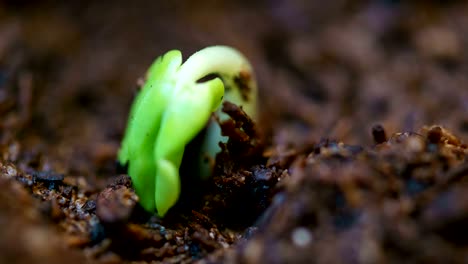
1 1 468 263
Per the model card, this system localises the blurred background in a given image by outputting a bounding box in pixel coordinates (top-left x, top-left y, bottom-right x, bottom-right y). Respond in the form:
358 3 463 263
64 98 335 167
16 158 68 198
1 1 468 263
1 0 468 174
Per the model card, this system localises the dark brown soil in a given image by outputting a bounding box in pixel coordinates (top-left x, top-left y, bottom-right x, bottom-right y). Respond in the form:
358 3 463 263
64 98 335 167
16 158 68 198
1 1 468 263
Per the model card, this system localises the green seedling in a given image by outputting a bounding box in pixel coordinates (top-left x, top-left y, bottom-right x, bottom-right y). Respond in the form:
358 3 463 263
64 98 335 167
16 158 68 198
118 46 257 216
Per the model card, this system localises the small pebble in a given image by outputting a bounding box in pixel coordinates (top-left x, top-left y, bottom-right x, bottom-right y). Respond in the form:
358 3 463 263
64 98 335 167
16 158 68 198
406 136 424 152
291 227 313 247
5 164 17 178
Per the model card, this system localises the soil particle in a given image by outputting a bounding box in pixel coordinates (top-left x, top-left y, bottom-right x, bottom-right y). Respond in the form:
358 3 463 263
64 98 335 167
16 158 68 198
371 124 387 144
33 170 64 188
233 70 253 102
96 185 137 224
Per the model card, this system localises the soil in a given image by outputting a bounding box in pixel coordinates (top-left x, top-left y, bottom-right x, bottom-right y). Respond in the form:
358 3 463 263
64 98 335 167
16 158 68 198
1 1 468 263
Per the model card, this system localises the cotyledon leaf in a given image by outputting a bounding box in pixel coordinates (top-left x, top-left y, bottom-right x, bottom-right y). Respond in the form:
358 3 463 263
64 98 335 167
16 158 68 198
118 46 257 216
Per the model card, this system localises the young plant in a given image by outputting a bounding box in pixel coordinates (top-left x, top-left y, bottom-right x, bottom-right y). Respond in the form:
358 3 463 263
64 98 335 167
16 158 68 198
118 46 257 216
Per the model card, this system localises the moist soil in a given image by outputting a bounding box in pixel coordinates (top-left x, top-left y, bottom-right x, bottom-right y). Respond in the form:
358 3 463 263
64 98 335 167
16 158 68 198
1 1 468 263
